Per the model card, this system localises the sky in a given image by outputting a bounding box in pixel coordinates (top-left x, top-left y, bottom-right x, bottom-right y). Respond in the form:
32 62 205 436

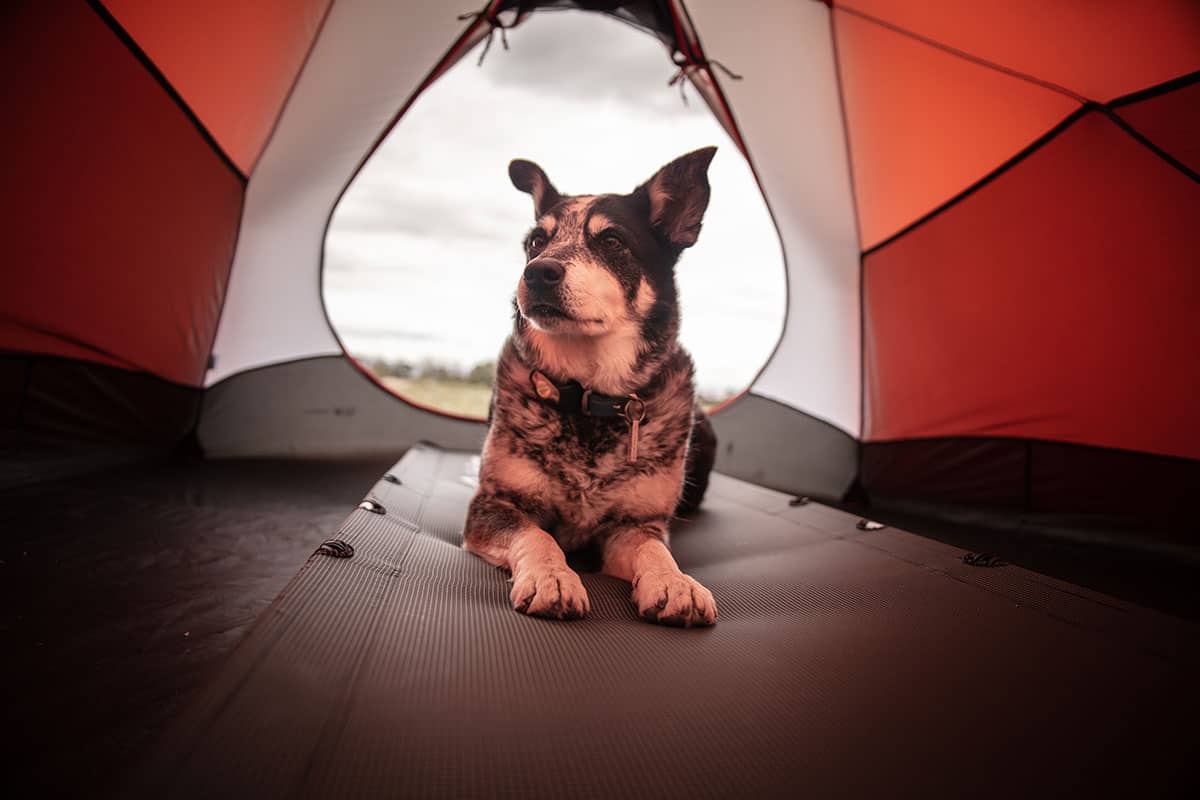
324 9 785 396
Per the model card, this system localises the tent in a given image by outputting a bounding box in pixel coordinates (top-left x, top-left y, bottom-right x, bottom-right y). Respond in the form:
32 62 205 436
4 2 1199 797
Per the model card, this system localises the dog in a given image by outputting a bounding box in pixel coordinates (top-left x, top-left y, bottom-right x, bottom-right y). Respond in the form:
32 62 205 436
463 147 720 627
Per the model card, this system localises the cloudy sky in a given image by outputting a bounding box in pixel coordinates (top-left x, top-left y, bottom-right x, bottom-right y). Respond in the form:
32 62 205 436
324 9 785 396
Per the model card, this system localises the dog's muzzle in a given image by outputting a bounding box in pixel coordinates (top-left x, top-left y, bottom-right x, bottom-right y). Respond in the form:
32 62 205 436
524 259 564 288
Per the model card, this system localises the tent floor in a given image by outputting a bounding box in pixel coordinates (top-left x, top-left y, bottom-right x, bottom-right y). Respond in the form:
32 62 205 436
1 455 394 798
137 446 1198 798
4 447 1198 797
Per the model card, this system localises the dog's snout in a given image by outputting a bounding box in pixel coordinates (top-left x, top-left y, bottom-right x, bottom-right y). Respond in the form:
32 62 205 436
524 259 565 287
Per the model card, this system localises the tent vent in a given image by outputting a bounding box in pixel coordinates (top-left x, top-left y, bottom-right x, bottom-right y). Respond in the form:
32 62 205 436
383 474 402 485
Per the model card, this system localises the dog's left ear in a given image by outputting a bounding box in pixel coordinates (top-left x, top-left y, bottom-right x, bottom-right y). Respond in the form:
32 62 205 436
639 146 717 248
509 159 562 218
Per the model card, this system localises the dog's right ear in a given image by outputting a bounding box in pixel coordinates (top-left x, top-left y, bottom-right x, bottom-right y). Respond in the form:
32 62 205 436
509 159 562 218
639 146 716 249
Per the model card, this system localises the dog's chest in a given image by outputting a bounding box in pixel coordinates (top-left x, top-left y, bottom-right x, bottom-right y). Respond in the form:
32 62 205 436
487 391 691 548
519 408 648 498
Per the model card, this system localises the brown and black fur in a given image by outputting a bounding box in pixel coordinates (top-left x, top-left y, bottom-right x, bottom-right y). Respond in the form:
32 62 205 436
464 147 720 627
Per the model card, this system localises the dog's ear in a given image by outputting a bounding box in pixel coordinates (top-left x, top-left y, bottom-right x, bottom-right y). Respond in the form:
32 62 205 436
639 146 717 248
509 159 562 218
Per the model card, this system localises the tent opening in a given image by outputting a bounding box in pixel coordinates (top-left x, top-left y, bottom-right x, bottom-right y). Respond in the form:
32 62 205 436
323 8 785 419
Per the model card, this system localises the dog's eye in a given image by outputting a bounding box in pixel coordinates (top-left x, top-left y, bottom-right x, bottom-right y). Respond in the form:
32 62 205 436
528 231 548 251
599 232 623 251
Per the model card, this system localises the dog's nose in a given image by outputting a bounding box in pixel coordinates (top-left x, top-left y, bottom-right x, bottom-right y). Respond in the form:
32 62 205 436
524 259 564 287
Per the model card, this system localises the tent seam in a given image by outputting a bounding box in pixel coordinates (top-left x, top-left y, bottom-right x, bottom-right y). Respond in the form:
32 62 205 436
310 3 498 423
1108 69 1200 109
863 105 1089 257
243 0 339 184
1 316 164 379
828 7 868 454
672 0 794 416
835 2 1089 104
864 433 1200 468
202 0 339 395
86 0 245 182
1102 108 1200 183
733 390 859 445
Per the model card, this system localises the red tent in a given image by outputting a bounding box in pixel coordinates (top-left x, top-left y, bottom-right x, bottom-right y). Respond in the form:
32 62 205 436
3 3 1199 796
4 0 1196 522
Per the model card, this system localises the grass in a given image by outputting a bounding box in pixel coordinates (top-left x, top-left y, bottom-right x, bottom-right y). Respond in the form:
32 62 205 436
379 374 735 417
381 376 492 418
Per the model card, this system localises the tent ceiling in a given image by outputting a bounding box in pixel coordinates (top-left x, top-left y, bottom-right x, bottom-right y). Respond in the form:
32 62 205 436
104 0 332 176
1 2 243 387
686 0 862 437
205 1 487 385
865 111 1200 461
1115 77 1200 177
834 7 1080 249
839 0 1200 102
2 0 1197 508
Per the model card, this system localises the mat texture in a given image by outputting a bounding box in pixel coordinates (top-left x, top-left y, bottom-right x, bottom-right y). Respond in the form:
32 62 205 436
1 456 395 798
136 446 1200 798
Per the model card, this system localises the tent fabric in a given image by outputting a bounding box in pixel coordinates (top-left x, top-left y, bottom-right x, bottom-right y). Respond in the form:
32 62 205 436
135 446 1200 798
0 1 244 388
862 437 1200 535
103 0 332 176
837 0 1200 102
2 0 1198 521
0 354 202 490
195 356 859 503
4 5 1200 795
197 355 483 458
204 1 490 385
1113 73 1200 177
684 0 862 438
707 392 857 501
833 6 1080 249
863 110 1200 461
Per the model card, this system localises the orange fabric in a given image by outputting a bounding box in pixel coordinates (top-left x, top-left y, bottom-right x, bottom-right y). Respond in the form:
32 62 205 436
0 4 243 386
840 0 1200 102
835 8 1078 250
1116 80 1200 175
106 0 331 175
864 112 1200 461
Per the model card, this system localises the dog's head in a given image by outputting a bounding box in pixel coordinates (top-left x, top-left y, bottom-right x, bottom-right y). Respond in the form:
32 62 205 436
507 147 716 342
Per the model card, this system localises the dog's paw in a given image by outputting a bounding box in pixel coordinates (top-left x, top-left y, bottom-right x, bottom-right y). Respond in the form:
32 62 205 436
510 565 590 620
631 570 717 627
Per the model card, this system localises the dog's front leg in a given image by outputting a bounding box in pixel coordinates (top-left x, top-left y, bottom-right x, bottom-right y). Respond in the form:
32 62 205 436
464 492 590 620
602 525 717 627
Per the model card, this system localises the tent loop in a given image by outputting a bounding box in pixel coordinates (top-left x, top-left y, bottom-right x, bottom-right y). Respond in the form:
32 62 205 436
457 8 517 67
962 553 1007 568
358 499 387 515
316 539 355 559
668 51 742 106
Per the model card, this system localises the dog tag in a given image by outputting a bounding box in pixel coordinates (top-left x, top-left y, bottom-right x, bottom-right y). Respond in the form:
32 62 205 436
623 396 646 463
531 371 560 402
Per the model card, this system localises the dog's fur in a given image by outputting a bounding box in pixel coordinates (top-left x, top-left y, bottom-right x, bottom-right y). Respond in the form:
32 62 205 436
463 147 719 627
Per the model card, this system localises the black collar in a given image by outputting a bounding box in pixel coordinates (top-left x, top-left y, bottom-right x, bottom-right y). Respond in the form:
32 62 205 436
529 370 646 421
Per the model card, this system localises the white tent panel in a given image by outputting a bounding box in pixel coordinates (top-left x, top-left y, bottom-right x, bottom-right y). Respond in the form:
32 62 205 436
686 0 862 437
206 1 480 386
